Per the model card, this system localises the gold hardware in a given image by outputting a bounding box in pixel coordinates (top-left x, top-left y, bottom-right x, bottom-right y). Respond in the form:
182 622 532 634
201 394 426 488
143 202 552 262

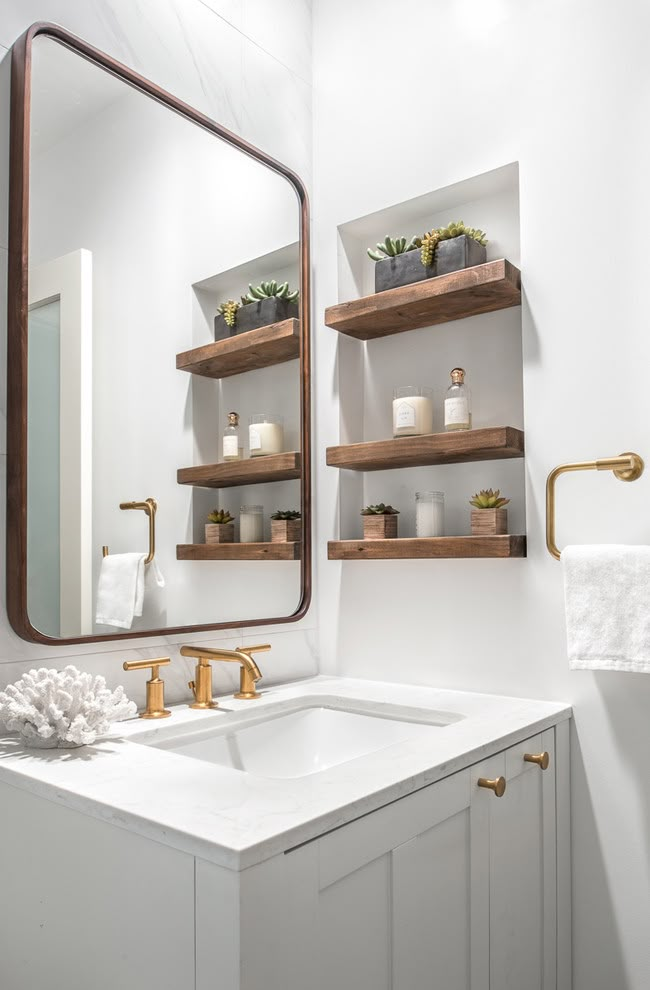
180 643 268 704
477 775 506 797
524 751 550 770
123 657 171 719
546 452 644 560
103 497 157 564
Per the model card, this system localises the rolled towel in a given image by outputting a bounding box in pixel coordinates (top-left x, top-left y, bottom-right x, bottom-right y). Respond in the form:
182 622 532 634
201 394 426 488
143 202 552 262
562 544 650 672
96 554 165 630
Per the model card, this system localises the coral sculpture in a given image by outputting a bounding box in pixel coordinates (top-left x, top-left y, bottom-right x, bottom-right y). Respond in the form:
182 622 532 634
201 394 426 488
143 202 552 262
0 666 137 748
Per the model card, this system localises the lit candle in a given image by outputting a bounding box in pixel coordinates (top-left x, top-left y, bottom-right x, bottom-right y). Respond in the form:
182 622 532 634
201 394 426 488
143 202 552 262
393 386 434 437
249 414 284 456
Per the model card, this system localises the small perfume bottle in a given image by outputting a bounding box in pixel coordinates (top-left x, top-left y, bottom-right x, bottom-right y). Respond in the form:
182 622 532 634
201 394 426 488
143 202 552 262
444 368 472 431
222 411 243 461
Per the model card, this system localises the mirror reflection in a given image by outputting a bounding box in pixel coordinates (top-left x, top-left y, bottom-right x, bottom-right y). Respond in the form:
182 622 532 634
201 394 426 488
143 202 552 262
25 36 305 639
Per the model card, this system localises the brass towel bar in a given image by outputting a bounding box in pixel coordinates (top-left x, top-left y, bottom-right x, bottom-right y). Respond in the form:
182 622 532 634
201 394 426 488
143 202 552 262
546 452 644 560
102 498 157 564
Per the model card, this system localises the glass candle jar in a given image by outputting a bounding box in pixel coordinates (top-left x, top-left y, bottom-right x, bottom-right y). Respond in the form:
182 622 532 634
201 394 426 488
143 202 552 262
415 491 444 537
393 386 434 437
239 505 264 543
249 413 284 457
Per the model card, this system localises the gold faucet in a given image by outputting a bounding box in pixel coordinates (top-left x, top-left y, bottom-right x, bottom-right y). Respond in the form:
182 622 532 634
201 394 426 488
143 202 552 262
180 643 270 708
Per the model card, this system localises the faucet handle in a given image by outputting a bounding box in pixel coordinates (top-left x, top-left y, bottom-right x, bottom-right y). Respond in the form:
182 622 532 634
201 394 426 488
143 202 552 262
123 657 171 719
236 643 271 655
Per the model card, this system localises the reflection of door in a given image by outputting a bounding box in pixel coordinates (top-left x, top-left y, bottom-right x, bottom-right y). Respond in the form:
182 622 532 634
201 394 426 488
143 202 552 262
28 249 92 637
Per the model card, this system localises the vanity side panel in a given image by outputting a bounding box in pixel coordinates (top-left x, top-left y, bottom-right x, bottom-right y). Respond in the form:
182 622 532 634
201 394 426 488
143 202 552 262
195 858 240 990
554 720 571 990
0 781 195 990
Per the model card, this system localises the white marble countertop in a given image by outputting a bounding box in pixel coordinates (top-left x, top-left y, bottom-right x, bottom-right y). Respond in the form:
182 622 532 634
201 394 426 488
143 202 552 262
0 675 571 871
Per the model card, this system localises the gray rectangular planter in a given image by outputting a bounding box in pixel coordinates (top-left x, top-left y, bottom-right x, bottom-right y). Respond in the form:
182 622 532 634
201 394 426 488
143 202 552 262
436 234 487 276
214 296 299 340
374 250 434 293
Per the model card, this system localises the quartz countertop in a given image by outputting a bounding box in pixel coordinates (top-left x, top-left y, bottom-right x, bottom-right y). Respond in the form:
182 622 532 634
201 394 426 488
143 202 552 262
0 675 571 871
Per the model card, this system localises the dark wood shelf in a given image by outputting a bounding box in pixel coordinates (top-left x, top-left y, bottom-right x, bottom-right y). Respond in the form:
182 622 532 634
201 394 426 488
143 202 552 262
327 426 524 472
324 260 521 340
177 452 301 489
177 542 300 561
328 535 526 560
176 319 299 379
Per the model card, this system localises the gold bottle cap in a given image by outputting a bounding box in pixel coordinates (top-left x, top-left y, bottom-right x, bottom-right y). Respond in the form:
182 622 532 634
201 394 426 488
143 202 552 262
228 412 239 426
450 368 465 384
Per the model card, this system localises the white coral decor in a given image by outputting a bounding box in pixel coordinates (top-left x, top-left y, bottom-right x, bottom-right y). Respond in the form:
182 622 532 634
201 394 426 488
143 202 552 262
0 666 137 748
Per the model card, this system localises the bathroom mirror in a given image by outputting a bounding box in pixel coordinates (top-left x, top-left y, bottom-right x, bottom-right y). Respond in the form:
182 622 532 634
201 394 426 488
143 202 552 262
7 24 311 644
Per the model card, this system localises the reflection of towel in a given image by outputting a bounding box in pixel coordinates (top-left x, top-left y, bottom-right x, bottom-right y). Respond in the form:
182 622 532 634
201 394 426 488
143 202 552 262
562 544 650 672
96 554 165 629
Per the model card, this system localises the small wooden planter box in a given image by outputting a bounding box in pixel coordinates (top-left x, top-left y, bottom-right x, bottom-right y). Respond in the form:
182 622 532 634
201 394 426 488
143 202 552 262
271 519 301 543
205 522 235 544
362 515 398 539
471 508 508 536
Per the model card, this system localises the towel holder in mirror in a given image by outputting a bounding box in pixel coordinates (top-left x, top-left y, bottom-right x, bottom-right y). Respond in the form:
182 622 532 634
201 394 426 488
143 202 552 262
102 498 157 564
546 452 644 560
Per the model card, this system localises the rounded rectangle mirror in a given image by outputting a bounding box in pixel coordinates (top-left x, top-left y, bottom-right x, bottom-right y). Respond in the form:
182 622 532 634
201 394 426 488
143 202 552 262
7 23 311 644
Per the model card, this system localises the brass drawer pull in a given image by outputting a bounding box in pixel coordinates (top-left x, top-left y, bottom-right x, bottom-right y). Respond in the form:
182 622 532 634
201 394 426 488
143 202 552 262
524 751 550 770
477 776 506 797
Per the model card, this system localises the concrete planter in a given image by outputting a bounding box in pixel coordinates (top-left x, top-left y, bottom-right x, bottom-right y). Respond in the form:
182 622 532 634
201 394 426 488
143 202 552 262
215 296 299 340
374 250 434 293
436 234 487 276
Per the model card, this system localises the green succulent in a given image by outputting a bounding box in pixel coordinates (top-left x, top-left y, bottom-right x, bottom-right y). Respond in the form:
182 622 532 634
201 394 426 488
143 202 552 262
361 503 400 515
207 508 235 524
241 280 299 305
367 235 421 262
271 509 301 520
217 300 240 328
419 220 488 267
469 489 510 510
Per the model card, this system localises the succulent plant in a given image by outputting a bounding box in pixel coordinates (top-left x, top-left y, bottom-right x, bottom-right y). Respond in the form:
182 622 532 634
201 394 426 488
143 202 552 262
419 220 488 267
271 509 301 520
361 503 400 515
217 299 240 328
367 235 422 262
241 280 299 305
469 489 510 510
207 508 235 524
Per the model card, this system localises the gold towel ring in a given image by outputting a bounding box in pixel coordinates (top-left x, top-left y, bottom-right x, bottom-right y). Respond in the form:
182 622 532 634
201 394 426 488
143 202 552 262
102 497 157 564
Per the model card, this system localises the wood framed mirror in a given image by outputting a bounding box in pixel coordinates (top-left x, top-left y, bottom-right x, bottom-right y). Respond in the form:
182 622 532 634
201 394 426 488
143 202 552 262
7 23 311 644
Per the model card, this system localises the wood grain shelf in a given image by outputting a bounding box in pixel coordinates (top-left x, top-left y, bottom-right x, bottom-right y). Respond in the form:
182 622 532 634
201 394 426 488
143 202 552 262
327 535 526 560
177 452 301 489
177 542 300 561
176 319 299 379
327 427 524 472
324 259 521 340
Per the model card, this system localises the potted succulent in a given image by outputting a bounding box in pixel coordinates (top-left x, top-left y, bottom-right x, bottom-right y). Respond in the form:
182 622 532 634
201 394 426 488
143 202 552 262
419 220 488 277
205 508 235 544
469 489 510 536
361 503 400 539
367 235 432 293
270 509 301 543
214 280 299 340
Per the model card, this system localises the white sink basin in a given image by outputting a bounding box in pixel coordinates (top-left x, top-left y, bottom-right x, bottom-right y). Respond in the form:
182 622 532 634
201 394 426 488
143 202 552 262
133 698 456 779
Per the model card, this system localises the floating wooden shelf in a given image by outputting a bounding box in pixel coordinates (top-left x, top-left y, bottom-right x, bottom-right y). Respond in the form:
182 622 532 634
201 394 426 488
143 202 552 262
328 535 526 560
177 542 300 561
176 319 299 379
327 426 524 472
177 452 301 489
324 260 521 340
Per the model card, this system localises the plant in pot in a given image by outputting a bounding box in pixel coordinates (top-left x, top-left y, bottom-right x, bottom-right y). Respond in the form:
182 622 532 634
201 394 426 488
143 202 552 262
419 220 488 277
214 280 299 340
270 509 301 543
469 489 510 536
213 300 240 341
361 503 400 540
205 508 235 544
367 235 429 292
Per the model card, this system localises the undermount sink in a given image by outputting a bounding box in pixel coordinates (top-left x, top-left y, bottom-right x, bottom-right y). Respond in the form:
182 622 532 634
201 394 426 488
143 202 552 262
132 698 458 779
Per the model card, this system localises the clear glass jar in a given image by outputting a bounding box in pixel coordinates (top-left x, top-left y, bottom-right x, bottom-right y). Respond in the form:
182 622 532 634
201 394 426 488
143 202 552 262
249 413 284 457
392 386 434 437
415 491 444 537
239 505 264 543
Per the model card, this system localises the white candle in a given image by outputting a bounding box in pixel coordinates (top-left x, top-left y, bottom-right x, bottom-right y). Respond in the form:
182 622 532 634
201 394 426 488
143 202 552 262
240 506 263 542
416 492 444 537
249 416 284 456
393 387 434 437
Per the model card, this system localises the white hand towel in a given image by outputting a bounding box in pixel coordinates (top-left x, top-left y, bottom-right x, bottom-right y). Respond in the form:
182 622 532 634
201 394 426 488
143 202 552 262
562 544 650 672
96 554 165 630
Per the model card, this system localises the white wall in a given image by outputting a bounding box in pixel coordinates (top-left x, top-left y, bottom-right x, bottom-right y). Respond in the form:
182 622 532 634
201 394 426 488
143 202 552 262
312 1 650 988
0 0 317 705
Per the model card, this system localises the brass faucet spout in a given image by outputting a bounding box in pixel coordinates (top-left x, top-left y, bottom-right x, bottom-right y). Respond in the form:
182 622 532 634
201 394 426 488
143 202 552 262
180 643 269 704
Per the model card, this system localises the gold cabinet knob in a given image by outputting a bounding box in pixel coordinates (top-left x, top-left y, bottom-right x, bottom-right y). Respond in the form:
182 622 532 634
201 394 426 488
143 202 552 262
477 776 506 797
524 751 550 770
